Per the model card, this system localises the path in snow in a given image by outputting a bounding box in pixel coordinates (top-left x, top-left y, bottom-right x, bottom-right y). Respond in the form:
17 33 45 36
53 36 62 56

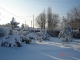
0 37 80 60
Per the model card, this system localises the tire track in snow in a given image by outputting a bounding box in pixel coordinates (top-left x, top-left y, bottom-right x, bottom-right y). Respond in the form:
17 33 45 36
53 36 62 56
36 41 80 60
37 41 80 52
26 44 64 60
68 56 80 60
35 50 64 60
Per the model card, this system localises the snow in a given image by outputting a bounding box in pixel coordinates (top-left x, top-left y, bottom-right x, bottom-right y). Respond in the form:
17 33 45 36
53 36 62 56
0 33 22 47
0 37 80 60
0 26 80 60
8 33 21 43
0 37 6 46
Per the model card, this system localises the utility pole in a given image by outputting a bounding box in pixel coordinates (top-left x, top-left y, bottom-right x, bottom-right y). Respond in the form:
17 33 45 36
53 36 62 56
25 21 26 27
33 14 34 28
67 13 69 21
62 16 65 27
0 13 1 20
63 16 67 27
31 21 32 28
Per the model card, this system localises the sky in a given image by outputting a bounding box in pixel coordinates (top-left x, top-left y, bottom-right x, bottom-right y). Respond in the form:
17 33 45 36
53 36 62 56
0 0 80 27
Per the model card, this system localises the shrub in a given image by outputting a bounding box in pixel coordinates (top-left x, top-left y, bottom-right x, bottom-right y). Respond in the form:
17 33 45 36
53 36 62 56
0 27 6 37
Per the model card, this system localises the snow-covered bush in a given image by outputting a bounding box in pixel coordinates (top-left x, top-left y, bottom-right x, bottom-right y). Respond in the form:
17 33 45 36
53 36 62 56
1 33 22 47
22 35 31 44
20 35 31 44
39 35 43 42
0 27 6 37
18 29 32 44
37 31 50 42
47 30 60 37
37 31 50 41
4 27 13 39
0 37 6 46
22 31 30 35
20 32 35 44
72 31 80 39
43 32 50 40
0 27 7 46
58 26 72 44
0 27 22 47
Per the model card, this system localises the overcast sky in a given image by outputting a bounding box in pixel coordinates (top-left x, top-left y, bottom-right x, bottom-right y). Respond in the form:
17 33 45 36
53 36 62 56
0 0 80 27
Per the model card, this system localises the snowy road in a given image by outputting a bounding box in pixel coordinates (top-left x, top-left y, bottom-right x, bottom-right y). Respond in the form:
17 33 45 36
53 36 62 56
0 37 80 60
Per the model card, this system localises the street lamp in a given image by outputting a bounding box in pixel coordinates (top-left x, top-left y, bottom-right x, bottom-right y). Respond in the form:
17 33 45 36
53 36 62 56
0 13 1 20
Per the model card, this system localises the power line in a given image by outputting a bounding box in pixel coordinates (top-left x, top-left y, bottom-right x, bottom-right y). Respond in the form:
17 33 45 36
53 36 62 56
0 15 11 20
0 6 32 21
29 0 80 3
0 15 32 22
0 6 67 18
16 16 33 17
0 6 18 17
0 6 67 23
0 14 33 17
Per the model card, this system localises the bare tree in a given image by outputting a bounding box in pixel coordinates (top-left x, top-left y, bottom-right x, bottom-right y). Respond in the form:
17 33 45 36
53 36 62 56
35 10 46 29
52 13 60 30
67 6 80 30
42 10 46 29
47 7 59 30
36 7 59 30
47 7 53 30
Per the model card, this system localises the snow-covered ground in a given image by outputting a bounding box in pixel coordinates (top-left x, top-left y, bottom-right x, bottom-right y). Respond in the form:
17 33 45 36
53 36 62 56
0 37 80 60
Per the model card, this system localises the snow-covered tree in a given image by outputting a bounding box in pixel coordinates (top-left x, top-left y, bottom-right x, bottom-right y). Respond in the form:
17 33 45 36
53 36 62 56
58 25 72 45
1 33 22 47
0 17 22 47
21 23 24 29
10 17 19 29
